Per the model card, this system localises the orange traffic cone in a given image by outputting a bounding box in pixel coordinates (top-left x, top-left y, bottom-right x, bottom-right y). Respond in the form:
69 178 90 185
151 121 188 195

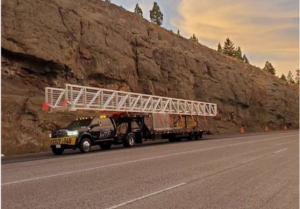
240 127 244 134
284 125 287 130
264 126 269 132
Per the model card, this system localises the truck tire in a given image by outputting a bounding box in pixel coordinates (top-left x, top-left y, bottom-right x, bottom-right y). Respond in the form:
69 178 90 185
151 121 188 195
79 138 91 153
188 132 196 141
100 142 112 150
51 146 64 155
123 133 135 147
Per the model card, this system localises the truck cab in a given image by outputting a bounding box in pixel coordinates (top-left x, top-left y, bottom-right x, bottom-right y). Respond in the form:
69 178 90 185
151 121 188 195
49 115 145 155
49 117 117 155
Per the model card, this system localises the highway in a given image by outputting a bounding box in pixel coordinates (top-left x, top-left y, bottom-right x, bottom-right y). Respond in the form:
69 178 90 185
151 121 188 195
2 130 299 209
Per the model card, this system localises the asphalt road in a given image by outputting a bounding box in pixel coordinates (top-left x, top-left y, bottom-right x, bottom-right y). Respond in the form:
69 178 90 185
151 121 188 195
2 130 299 209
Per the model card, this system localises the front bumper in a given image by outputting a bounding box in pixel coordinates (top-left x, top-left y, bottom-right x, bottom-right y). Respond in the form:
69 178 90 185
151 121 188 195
49 137 77 146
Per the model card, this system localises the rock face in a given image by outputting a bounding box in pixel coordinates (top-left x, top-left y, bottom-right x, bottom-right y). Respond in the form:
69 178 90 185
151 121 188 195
1 0 299 155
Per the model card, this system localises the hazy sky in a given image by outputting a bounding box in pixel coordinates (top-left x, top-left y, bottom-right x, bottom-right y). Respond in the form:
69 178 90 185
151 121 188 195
113 0 299 76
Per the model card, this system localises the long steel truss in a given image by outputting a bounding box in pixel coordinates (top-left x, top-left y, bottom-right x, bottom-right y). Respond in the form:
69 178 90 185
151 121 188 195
44 84 217 116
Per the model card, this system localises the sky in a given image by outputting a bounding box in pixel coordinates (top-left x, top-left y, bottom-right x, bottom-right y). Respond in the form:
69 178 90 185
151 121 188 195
113 0 299 76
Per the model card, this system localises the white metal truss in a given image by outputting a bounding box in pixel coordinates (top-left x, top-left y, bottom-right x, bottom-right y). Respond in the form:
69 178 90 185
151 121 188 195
44 84 217 116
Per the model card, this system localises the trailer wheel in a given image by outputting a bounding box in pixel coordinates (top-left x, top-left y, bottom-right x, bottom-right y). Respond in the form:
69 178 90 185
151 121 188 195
169 136 180 142
79 138 91 153
100 142 112 150
197 132 203 139
188 132 196 141
123 133 135 147
51 146 64 155
169 137 176 142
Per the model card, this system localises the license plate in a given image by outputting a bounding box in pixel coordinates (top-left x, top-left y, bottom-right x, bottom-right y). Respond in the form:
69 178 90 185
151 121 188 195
49 137 76 145
56 145 61 149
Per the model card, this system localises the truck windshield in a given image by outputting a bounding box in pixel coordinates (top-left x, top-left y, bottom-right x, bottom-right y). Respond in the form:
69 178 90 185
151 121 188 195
67 119 92 128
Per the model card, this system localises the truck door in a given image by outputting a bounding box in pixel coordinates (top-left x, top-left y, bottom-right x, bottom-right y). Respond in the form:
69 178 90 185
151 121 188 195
99 118 114 139
90 118 101 140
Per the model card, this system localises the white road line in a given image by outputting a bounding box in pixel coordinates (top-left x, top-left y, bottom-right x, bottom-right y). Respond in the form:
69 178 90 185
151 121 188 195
2 134 298 186
274 148 288 154
106 183 186 209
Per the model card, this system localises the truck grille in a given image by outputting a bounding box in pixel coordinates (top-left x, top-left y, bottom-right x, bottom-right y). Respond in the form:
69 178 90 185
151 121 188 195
51 130 68 138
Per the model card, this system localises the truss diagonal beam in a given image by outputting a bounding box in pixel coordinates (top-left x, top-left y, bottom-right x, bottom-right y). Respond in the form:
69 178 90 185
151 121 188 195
44 84 217 116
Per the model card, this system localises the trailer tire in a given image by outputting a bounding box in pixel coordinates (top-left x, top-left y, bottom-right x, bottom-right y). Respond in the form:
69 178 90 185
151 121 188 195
169 137 176 142
197 132 203 139
100 142 112 150
188 132 196 141
51 146 64 155
123 133 135 147
169 137 180 142
79 138 91 153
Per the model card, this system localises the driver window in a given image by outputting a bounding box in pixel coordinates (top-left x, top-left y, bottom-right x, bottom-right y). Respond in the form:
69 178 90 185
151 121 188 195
91 118 100 126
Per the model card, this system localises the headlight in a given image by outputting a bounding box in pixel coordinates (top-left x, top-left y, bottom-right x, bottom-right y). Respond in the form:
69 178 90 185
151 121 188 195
67 130 79 137
49 133 52 138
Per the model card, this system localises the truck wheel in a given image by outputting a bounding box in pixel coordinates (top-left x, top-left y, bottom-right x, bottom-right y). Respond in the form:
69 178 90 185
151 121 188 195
51 146 64 155
100 142 112 150
123 133 135 147
79 138 91 153
188 132 196 141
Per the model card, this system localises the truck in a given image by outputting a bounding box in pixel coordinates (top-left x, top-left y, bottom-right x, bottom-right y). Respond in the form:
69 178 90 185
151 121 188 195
49 114 208 155
44 84 217 155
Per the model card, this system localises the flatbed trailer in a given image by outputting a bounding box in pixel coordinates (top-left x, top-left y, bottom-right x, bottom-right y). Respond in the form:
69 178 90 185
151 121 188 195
44 84 217 155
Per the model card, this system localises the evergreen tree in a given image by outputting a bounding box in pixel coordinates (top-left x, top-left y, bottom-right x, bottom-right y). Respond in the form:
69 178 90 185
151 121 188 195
217 43 222 52
223 38 235 57
134 3 143 17
287 71 295 84
104 0 111 2
177 30 180 35
234 46 243 60
280 74 287 82
295 69 299 84
243 54 249 63
150 2 163 26
190 34 198 43
262 61 276 75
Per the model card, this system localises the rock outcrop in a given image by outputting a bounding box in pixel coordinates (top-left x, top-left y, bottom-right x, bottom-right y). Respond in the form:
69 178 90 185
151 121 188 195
1 0 299 155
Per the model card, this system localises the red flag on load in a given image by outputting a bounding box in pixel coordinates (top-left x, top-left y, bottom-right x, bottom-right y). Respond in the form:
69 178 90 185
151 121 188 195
42 102 49 111
62 99 68 106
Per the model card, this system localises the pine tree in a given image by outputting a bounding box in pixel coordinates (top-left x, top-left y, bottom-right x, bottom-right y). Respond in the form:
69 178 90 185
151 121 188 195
287 71 295 84
217 43 222 52
243 54 249 63
262 61 276 75
223 38 235 57
177 30 180 35
190 34 198 43
150 2 163 26
295 69 299 84
280 74 287 82
134 3 143 17
234 46 243 60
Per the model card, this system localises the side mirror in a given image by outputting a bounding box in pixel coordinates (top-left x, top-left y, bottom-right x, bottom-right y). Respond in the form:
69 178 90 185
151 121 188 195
91 124 99 129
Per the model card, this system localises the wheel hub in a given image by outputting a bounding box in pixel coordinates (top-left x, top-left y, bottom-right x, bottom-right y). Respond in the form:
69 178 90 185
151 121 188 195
83 141 90 150
129 137 134 146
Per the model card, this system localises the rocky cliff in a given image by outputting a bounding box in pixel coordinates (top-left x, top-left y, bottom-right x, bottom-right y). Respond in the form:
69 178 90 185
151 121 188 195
1 0 299 155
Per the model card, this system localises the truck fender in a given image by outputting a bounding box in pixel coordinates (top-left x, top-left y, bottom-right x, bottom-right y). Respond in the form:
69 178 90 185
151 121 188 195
77 133 93 146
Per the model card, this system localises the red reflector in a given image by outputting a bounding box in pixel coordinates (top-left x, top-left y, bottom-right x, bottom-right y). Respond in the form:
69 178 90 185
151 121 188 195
62 99 68 106
42 102 49 111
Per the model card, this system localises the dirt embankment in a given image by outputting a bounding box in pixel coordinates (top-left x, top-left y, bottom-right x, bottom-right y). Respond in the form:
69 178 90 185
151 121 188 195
1 0 299 155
